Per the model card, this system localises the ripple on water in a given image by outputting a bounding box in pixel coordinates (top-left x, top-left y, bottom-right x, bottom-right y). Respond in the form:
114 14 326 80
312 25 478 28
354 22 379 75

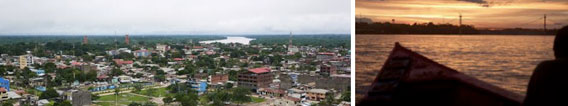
355 35 555 101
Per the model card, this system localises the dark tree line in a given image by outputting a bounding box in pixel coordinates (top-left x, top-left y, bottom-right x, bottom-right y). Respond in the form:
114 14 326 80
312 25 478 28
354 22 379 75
356 22 560 35
356 22 478 34
247 35 350 49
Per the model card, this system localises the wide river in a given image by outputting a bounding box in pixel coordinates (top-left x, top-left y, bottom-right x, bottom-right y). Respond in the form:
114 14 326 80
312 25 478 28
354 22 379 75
356 35 555 101
200 36 255 45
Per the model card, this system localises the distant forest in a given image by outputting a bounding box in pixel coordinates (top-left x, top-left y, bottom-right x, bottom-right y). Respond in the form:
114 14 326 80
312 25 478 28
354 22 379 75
247 35 350 48
0 35 350 56
0 35 225 45
356 22 559 35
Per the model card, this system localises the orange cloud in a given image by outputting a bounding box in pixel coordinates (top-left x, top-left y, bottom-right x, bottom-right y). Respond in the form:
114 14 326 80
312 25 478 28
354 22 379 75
356 0 568 29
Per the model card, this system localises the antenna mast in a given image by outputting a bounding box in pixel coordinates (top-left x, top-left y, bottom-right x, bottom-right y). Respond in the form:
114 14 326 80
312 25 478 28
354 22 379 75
288 32 293 49
544 14 547 34
459 13 463 35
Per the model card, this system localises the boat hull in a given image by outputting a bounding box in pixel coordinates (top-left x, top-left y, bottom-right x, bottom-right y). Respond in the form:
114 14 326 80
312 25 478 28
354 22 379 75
358 42 524 106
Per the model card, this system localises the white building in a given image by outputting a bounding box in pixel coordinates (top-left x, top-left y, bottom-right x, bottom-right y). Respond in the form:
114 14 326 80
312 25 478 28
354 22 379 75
156 44 170 52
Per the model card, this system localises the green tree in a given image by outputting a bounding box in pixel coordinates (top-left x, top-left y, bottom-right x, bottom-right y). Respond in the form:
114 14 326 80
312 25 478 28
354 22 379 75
40 88 60 99
1 101 14 106
154 75 166 82
231 87 251 105
145 88 157 96
341 88 350 102
114 87 121 106
228 70 238 81
225 83 234 89
163 96 173 105
132 83 144 93
128 102 142 106
318 93 336 106
85 70 97 82
174 89 199 106
110 68 124 77
118 52 135 60
208 90 230 106
44 62 57 73
142 102 157 106
53 101 72 106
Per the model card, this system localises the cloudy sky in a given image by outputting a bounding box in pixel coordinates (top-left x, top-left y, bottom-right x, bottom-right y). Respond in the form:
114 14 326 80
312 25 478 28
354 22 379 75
0 0 350 35
356 0 568 29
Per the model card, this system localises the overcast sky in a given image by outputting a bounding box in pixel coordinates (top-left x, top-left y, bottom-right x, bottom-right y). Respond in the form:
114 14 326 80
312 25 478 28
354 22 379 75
0 0 350 35
357 0 568 29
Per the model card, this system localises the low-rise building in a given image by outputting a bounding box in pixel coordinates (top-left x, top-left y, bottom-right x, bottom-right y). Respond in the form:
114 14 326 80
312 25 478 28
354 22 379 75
156 44 170 52
0 77 9 92
316 52 335 62
257 88 285 97
134 49 151 57
306 89 329 101
320 64 337 76
72 90 92 106
275 96 302 106
209 74 229 85
0 87 7 101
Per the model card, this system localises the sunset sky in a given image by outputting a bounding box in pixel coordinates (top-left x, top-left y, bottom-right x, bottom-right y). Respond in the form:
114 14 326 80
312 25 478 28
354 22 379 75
356 0 568 29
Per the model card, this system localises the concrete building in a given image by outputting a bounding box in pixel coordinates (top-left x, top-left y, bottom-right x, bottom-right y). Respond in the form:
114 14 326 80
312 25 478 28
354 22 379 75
306 89 330 101
0 77 9 91
238 67 273 91
30 69 45 76
209 74 229 85
320 64 337 76
316 52 335 61
287 46 299 54
0 87 7 100
134 49 151 57
19 54 33 69
188 79 208 94
71 90 92 106
257 88 285 97
156 44 170 52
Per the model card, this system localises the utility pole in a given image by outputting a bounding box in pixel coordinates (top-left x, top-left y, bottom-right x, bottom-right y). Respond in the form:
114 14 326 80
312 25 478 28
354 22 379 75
544 14 547 35
459 13 463 35
288 31 293 49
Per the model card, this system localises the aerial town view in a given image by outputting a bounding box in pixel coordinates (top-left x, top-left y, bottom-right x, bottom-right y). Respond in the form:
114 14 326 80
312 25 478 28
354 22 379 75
0 0 351 106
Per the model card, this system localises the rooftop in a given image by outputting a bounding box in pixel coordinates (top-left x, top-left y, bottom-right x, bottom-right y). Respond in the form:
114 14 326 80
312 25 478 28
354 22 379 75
308 89 329 94
318 52 335 55
248 67 270 74
0 87 6 92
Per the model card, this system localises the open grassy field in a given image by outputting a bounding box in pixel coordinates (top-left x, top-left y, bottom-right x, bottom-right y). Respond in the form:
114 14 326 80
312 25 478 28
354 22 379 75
251 97 266 103
136 87 172 97
94 93 150 106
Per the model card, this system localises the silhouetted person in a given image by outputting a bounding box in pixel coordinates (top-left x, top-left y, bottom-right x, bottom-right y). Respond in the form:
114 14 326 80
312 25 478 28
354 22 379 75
524 25 568 106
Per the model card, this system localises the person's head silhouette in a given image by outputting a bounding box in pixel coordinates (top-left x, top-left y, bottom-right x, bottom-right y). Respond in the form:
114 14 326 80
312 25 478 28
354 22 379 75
555 26 568 59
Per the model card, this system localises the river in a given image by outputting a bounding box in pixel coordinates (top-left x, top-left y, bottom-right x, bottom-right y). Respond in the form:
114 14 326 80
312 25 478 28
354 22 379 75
199 36 255 45
356 34 555 101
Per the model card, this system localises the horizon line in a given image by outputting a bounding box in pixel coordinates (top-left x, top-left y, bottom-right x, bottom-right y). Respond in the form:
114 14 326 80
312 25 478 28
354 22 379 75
0 33 351 36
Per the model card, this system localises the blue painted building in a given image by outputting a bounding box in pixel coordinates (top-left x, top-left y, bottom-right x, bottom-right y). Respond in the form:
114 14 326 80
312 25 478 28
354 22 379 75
134 50 150 57
0 77 9 91
30 69 45 76
188 79 207 94
35 86 46 92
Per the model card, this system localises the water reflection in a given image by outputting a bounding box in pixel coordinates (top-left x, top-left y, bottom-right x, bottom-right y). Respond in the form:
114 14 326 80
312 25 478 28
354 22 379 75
356 35 554 101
